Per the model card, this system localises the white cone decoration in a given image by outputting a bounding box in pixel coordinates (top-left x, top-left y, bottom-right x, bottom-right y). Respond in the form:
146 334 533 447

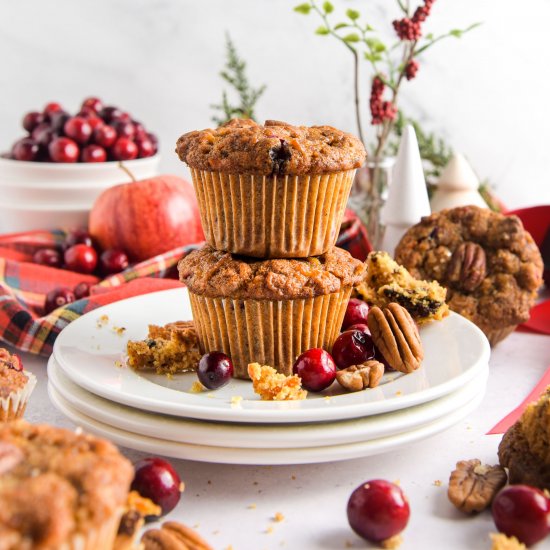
380 124 431 256
430 153 488 212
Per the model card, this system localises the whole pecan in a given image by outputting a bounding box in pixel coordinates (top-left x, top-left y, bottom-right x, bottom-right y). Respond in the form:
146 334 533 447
367 303 423 373
446 242 487 292
142 521 213 550
336 360 385 392
448 459 507 514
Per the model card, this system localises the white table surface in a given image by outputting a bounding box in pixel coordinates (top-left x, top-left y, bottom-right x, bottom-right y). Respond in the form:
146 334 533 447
17 327 550 550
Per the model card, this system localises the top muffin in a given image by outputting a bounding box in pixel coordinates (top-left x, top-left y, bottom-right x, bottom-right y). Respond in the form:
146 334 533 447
394 206 543 340
176 119 366 175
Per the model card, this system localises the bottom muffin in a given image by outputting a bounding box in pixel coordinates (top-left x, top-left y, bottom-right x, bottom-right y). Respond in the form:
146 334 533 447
0 349 36 422
178 245 366 378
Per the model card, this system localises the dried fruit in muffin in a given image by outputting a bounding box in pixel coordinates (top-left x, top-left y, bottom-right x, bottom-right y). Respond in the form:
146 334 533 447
357 251 448 323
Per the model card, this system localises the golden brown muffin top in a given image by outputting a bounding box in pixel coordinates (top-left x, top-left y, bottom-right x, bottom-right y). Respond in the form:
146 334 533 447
395 205 543 331
178 245 366 300
0 421 134 549
0 349 27 398
175 118 366 175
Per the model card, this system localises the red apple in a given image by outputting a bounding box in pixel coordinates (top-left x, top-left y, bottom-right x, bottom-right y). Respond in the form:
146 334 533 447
89 175 204 262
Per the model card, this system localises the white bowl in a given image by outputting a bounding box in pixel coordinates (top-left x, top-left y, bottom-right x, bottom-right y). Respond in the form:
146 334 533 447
0 155 160 232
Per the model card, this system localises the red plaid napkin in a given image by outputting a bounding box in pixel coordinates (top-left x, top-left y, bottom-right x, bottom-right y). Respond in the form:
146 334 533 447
0 210 371 357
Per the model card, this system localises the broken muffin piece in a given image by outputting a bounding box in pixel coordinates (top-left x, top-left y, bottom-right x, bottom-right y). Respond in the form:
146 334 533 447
248 363 307 401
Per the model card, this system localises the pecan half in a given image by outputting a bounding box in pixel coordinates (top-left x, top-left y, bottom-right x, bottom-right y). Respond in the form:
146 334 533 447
141 521 213 550
446 242 487 292
336 360 385 392
367 303 423 373
448 459 507 513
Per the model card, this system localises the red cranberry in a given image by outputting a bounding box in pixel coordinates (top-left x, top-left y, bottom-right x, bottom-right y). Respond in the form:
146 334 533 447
112 120 136 139
64 117 92 145
347 479 410 543
43 102 63 118
12 138 39 161
31 123 56 147
100 249 129 275
136 137 155 158
347 323 370 334
332 330 376 370
93 125 117 148
131 457 182 517
49 111 70 133
49 137 79 163
65 228 94 248
22 111 44 133
100 106 123 123
197 352 234 390
86 116 103 131
492 485 550 546
81 144 107 163
147 132 159 148
343 298 370 330
112 137 138 161
133 120 147 139
33 248 62 268
81 97 103 113
74 282 92 299
44 287 76 314
293 348 336 392
64 244 97 274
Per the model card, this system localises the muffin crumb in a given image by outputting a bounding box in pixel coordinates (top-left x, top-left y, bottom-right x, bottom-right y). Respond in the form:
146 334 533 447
248 363 307 401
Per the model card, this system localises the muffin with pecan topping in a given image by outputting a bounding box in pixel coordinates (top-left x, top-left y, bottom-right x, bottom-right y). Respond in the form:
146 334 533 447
176 119 366 258
395 206 543 345
0 420 133 550
0 348 36 422
178 245 366 378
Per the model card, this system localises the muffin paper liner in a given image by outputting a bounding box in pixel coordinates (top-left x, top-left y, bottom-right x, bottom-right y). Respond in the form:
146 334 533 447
190 168 356 258
190 288 352 379
0 370 36 422
483 325 517 347
58 508 124 550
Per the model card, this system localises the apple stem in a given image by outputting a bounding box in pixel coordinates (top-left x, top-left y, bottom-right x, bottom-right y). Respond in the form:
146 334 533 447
118 162 137 183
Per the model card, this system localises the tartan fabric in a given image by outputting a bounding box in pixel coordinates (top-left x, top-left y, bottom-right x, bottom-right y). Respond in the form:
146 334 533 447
0 210 371 357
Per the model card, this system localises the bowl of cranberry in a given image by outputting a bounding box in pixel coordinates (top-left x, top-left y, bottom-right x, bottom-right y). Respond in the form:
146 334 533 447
0 98 160 233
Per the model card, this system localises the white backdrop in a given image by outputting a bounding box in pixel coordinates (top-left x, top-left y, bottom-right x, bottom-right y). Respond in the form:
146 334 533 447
1 0 549 208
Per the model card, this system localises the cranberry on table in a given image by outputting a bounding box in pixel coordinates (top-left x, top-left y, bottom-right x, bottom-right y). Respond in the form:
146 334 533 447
74 281 92 300
492 485 550 546
49 137 79 163
347 479 410 543
100 249 129 275
33 248 62 268
342 298 370 330
111 137 138 161
64 117 92 145
293 348 336 392
44 287 76 314
81 97 103 113
93 125 117 148
65 228 94 248
12 138 39 161
131 457 183 517
81 145 107 163
197 352 234 390
332 329 376 370
22 111 44 133
64 244 98 274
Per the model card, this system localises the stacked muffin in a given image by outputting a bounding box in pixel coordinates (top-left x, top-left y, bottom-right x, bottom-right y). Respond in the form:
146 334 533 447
176 119 366 379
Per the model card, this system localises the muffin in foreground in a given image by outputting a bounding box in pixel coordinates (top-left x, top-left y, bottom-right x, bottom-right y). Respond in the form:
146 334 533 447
395 206 543 346
178 245 366 378
0 348 36 422
176 118 366 258
0 420 134 549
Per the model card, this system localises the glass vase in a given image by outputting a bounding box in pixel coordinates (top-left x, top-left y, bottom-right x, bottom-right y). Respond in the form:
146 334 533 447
348 157 394 250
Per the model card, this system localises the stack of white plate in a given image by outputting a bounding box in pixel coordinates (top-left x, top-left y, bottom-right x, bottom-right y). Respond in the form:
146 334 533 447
48 288 491 465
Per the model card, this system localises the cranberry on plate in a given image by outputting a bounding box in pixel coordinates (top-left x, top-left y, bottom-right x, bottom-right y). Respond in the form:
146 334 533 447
332 329 376 370
197 352 234 390
347 479 410 543
342 298 370 330
293 348 336 392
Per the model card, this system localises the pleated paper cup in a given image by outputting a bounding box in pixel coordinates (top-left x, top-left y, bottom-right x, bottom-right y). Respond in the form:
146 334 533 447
482 325 517 347
189 287 352 379
0 371 36 422
190 168 356 258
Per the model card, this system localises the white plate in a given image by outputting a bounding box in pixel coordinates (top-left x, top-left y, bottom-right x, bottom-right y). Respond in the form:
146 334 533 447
48 355 489 449
53 288 490 424
47 383 486 465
